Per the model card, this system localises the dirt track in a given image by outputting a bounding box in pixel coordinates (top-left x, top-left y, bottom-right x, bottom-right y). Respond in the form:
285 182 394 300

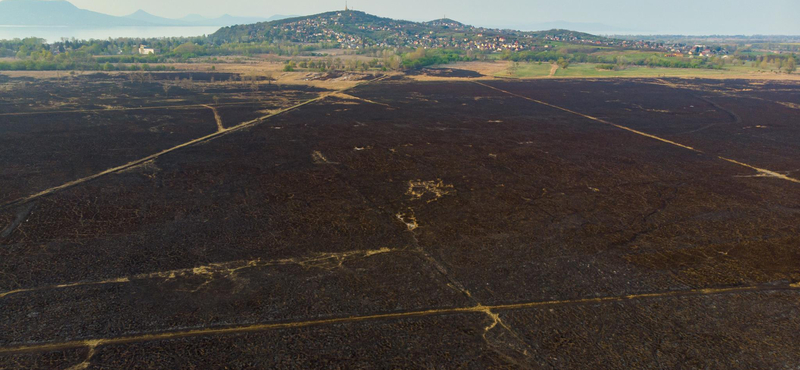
548 63 558 77
474 81 799 183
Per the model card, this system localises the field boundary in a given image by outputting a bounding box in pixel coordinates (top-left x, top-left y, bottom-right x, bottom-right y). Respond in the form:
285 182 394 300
0 101 278 117
473 81 800 184
0 247 405 299
0 75 389 211
202 104 224 131
1 283 796 355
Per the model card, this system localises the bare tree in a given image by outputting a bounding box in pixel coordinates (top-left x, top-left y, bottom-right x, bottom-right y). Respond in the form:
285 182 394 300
250 81 261 103
264 72 275 85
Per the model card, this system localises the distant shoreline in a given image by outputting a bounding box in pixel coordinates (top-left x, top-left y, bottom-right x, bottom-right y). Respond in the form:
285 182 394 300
0 26 221 42
0 25 69 28
0 25 222 29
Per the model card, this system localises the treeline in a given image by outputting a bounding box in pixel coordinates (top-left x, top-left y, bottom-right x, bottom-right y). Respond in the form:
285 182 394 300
400 48 476 69
0 50 174 71
2 36 334 62
732 50 798 62
2 35 482 71
0 60 176 71
0 37 47 58
501 51 727 69
3 35 795 73
3 37 208 58
748 43 800 53
286 58 385 72
749 54 796 72
279 48 479 72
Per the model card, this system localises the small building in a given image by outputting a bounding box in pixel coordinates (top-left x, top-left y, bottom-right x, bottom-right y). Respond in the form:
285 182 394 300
138 45 155 55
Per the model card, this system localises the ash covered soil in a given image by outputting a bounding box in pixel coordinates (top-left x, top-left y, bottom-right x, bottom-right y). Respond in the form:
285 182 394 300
1 74 800 369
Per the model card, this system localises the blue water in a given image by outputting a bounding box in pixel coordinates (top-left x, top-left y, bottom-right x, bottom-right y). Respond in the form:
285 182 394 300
0 26 221 42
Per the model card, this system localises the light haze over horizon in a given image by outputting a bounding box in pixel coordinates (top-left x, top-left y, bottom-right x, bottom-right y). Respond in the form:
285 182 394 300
25 0 800 35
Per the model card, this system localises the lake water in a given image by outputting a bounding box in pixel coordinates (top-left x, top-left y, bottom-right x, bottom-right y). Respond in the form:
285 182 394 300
0 26 222 42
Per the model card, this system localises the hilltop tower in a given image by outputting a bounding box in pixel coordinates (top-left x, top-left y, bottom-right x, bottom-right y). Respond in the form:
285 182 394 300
345 1 348 11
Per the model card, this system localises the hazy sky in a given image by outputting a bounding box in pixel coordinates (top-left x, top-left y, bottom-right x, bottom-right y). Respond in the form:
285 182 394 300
66 0 800 35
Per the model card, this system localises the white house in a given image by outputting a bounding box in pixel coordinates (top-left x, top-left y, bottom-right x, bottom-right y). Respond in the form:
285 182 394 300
138 45 155 55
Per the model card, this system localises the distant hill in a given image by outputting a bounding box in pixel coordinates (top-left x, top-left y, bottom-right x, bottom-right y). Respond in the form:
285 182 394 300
211 10 604 50
123 11 276 27
0 0 145 27
423 18 467 28
0 0 291 28
124 10 181 26
507 21 640 34
212 10 415 44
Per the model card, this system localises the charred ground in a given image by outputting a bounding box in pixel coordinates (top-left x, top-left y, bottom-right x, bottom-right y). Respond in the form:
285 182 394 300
1 73 799 369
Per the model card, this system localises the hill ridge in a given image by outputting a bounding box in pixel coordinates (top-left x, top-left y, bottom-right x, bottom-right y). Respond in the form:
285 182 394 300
212 9 603 51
